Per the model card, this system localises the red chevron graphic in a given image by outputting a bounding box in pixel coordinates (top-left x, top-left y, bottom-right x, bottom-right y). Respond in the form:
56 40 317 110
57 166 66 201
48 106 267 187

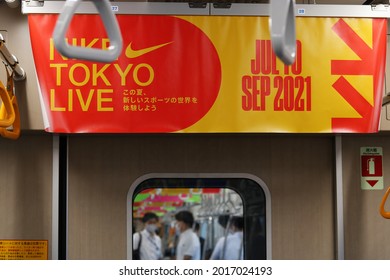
331 19 386 133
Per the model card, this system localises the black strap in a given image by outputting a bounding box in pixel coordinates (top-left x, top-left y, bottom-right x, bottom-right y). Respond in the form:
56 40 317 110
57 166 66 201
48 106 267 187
137 232 142 249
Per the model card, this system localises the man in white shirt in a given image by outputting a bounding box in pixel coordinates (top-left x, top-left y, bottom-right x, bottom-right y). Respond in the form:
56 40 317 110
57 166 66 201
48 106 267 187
175 210 200 260
133 212 162 260
210 216 244 260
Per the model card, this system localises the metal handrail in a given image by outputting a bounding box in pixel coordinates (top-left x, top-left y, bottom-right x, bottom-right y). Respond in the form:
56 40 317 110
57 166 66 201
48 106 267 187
270 0 297 65
216 191 236 216
52 0 296 65
52 0 123 63
0 34 25 81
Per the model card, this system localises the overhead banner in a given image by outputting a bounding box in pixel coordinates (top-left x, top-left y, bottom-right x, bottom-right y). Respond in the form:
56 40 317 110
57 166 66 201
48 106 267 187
28 15 386 133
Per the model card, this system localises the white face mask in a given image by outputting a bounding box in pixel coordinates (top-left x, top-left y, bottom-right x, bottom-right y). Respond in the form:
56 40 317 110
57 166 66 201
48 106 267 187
146 224 157 233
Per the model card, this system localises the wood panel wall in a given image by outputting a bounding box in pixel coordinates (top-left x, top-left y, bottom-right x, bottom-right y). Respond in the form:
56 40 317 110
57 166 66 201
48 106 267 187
0 133 52 258
342 135 390 259
67 134 334 259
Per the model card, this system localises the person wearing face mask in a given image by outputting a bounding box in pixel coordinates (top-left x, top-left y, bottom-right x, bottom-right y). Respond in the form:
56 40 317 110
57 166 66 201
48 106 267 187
133 212 162 260
174 210 200 260
210 216 244 260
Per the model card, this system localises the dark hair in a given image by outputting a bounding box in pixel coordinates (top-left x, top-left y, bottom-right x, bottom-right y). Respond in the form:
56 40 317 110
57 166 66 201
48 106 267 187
231 216 244 230
218 215 230 228
175 210 194 227
142 212 158 223
194 222 200 231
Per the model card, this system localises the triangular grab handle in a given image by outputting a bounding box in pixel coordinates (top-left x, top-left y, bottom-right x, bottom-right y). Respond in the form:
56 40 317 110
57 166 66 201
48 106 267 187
0 93 20 140
269 0 297 65
0 80 15 128
52 0 123 63
0 68 20 140
380 186 390 219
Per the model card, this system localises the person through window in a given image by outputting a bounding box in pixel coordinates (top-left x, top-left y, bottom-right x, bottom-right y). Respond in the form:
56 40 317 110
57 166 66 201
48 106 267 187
174 210 200 260
133 212 162 260
210 216 244 260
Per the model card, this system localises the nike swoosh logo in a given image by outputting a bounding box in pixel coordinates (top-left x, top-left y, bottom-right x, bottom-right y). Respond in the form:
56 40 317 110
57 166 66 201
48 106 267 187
125 42 172 58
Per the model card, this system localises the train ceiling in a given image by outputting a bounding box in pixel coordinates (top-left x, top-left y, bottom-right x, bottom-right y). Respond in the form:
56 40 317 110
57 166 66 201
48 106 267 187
17 0 389 4
146 0 385 3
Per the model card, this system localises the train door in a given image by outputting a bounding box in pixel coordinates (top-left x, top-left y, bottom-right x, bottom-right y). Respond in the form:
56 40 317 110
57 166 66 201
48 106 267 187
127 174 271 260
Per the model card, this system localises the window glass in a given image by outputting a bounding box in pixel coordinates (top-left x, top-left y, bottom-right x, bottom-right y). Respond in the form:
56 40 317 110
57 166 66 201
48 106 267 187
131 177 267 260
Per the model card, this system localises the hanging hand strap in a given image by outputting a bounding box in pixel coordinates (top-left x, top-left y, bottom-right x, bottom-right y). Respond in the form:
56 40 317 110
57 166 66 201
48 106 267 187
270 0 297 65
138 232 142 249
0 97 20 140
0 79 15 128
53 0 123 63
0 66 20 140
380 186 390 219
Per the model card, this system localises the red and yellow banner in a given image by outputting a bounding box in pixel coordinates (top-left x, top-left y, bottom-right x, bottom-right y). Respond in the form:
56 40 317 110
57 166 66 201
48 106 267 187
28 15 386 133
